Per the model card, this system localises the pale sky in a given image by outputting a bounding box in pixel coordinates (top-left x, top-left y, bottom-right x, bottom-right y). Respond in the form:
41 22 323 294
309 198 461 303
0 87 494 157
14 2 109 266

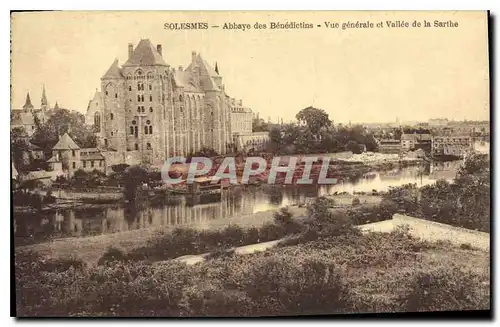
11 11 489 123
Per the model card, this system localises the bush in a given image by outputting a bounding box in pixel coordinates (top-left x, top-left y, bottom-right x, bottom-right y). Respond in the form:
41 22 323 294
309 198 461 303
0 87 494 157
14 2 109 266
401 266 490 312
352 197 361 206
98 247 128 265
244 255 352 315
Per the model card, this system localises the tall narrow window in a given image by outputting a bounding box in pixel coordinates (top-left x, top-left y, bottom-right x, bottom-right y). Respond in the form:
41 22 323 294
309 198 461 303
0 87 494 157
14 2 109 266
137 95 141 102
115 93 118 98
129 86 132 91
149 84 152 91
135 143 139 150
94 112 101 132
72 150 75 157
141 95 145 102
149 95 152 101
149 126 153 134
144 126 148 134
110 113 114 120
83 161 86 168
147 143 152 150
134 126 138 137
130 126 134 135
72 162 76 169
91 161 95 168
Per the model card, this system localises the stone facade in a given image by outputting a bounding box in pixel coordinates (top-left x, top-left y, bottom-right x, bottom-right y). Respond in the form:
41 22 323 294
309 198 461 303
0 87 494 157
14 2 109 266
87 39 244 164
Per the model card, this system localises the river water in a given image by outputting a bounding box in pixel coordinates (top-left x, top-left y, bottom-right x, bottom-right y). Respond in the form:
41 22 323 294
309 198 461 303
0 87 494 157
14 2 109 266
14 160 466 246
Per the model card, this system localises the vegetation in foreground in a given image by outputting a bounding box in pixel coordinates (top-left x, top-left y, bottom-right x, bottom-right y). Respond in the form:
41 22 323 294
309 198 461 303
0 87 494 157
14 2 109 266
15 226 489 317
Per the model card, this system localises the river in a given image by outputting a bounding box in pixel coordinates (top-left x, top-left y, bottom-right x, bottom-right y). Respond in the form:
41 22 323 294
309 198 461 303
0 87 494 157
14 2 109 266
14 160 466 246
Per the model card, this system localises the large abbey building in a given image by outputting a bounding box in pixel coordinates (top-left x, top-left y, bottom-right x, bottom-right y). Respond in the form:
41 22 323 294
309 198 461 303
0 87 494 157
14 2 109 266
86 39 256 164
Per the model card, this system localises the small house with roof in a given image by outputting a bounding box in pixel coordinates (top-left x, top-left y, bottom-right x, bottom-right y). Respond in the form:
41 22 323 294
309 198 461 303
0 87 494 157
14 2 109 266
50 132 81 176
47 133 107 177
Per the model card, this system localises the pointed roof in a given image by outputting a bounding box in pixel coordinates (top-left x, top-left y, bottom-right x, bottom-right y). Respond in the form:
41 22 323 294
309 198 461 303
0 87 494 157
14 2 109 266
54 101 59 109
101 59 124 79
52 132 80 150
47 155 60 163
123 39 168 66
22 92 34 110
41 85 48 106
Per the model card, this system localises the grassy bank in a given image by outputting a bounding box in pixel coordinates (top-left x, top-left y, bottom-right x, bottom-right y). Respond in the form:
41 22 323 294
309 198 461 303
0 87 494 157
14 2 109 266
15 228 489 317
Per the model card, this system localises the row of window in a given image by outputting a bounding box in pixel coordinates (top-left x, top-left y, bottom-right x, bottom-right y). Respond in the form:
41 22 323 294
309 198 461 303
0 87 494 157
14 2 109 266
129 125 154 135
82 160 103 168
131 143 152 150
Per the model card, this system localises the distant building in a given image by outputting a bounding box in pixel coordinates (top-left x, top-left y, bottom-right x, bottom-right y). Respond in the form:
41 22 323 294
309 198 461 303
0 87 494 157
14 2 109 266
377 139 401 154
11 86 52 136
431 136 473 157
428 118 449 127
401 132 432 152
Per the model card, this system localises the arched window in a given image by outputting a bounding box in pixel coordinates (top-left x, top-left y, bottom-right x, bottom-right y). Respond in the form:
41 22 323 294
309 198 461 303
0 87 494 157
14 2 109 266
179 94 183 101
149 107 153 113
129 86 132 91
129 126 134 135
146 142 152 150
134 126 138 137
149 126 153 134
134 143 139 150
141 95 144 102
94 112 101 132
149 84 152 91
149 95 152 102
110 113 114 120
137 106 141 113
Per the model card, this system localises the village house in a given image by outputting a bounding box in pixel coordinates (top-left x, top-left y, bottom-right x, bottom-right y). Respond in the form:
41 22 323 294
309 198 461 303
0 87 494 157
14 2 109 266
46 133 107 177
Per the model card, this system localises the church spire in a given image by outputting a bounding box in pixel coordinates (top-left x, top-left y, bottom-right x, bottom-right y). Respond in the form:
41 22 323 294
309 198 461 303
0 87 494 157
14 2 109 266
22 92 34 111
215 62 219 75
41 84 48 108
54 101 59 109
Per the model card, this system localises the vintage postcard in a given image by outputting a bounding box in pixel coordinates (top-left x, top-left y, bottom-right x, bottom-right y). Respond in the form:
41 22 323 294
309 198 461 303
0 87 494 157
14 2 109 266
11 11 490 317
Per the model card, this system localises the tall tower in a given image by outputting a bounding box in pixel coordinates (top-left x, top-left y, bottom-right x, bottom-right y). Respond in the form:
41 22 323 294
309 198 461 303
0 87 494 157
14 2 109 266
41 84 49 111
22 92 34 113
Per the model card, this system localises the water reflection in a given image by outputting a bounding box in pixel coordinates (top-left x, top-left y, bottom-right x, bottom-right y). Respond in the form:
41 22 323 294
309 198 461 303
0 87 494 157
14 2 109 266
15 160 463 246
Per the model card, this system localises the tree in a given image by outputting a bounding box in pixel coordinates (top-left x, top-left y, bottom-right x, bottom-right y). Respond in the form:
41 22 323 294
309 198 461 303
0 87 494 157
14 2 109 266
268 127 282 154
123 166 149 202
296 107 332 138
345 140 362 154
252 117 269 132
31 108 96 149
11 127 29 171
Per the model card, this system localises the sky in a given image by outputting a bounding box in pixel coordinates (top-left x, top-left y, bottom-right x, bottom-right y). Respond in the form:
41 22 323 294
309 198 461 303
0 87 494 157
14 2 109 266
11 11 490 124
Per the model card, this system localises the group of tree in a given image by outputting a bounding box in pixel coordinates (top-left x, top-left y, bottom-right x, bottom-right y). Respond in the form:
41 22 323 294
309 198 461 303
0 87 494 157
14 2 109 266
386 153 490 232
31 108 97 150
266 106 378 155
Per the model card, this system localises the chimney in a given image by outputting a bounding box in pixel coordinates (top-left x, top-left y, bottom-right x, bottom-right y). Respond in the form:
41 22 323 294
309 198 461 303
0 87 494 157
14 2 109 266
191 51 197 63
128 43 134 59
157 44 162 56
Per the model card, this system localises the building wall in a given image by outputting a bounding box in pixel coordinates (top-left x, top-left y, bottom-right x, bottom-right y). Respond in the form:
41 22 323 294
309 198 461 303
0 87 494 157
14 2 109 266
93 44 241 164
432 136 473 156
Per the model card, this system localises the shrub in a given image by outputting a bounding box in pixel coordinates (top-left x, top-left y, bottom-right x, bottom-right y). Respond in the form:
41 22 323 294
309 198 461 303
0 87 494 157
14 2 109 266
352 197 361 206
98 246 128 265
244 255 352 315
401 265 490 312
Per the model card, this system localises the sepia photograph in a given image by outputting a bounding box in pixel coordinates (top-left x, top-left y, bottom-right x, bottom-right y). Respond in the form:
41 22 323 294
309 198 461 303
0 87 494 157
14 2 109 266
11 10 490 317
